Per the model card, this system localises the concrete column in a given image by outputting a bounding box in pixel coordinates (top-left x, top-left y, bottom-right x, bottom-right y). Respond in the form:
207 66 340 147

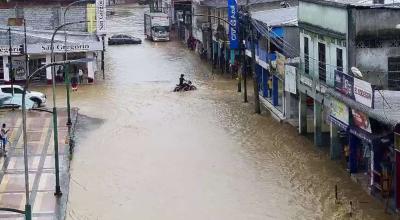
272 75 279 106
314 100 323 147
45 54 52 84
262 68 268 97
3 56 9 82
284 91 291 118
298 92 307 135
87 52 94 83
330 122 341 160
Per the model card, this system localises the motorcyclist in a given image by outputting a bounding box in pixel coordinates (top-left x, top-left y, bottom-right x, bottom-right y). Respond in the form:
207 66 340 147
179 74 185 86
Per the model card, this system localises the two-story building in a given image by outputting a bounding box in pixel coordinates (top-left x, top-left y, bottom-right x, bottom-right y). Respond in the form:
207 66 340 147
298 0 400 211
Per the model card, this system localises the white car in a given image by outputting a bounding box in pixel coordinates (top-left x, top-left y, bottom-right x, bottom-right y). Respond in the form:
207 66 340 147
0 85 47 106
0 93 37 109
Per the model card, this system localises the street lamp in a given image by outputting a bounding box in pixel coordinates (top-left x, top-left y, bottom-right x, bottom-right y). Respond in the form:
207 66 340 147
20 58 90 220
50 20 87 196
63 0 96 127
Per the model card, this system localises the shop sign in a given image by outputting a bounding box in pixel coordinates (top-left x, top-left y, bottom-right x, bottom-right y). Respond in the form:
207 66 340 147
28 42 103 54
0 45 21 56
12 56 26 80
351 109 372 133
284 65 296 94
349 127 373 144
87 3 96 33
96 0 107 34
353 77 373 108
276 52 286 78
334 70 354 98
227 0 238 49
330 98 349 128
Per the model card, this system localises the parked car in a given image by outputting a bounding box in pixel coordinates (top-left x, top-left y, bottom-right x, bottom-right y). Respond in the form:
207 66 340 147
108 34 142 45
0 85 47 107
0 94 37 110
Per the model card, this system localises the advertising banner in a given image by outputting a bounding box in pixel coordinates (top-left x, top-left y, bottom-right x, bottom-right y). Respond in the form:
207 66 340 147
351 109 372 133
227 0 238 49
96 0 107 35
330 98 349 129
12 56 26 80
334 70 354 98
276 52 286 77
284 65 296 94
0 45 21 56
87 4 96 33
353 77 373 108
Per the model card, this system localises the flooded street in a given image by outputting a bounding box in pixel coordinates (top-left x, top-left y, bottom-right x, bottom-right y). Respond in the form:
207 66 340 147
58 5 394 220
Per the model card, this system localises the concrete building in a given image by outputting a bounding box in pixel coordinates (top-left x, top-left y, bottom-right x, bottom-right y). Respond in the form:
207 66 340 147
0 0 104 84
298 0 400 211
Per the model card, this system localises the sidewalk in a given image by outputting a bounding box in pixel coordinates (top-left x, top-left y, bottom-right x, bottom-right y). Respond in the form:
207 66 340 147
0 108 78 220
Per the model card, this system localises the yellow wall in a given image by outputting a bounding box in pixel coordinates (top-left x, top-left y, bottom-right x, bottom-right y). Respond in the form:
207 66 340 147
87 4 96 33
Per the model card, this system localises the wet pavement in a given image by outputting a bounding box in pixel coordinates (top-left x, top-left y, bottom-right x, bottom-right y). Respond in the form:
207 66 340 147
0 108 77 220
51 4 398 220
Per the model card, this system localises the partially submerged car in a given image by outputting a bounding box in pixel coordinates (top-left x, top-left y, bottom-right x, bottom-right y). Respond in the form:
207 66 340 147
108 34 142 45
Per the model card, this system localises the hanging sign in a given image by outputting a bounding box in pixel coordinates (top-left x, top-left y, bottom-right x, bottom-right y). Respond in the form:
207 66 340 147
96 0 107 34
0 46 21 56
334 70 354 98
353 77 373 108
12 56 26 80
330 98 349 130
227 0 238 49
28 42 103 54
284 65 296 94
351 109 372 133
276 52 286 77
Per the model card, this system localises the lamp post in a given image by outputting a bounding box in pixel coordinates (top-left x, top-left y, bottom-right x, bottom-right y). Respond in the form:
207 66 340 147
63 0 96 127
20 59 89 220
50 20 86 196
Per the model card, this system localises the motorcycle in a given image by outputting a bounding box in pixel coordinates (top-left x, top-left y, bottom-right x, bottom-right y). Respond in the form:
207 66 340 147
173 80 197 92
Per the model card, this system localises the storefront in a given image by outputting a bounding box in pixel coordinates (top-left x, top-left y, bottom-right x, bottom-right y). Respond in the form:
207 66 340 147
0 30 103 85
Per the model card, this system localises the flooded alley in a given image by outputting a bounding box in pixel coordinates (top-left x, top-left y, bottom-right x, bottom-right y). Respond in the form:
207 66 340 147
60 5 394 220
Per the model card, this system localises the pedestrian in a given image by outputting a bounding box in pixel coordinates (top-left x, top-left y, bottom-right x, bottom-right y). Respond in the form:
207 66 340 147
71 71 78 91
344 144 350 171
267 76 273 97
1 123 9 154
78 68 84 84
57 66 63 82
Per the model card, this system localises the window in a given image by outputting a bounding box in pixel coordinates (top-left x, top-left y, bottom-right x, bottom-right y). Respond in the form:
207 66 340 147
304 37 309 74
318 42 326 82
1 88 12 93
336 48 343 72
14 88 23 94
388 57 400 90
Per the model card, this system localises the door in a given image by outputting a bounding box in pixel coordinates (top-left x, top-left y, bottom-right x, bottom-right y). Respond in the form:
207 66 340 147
318 42 326 82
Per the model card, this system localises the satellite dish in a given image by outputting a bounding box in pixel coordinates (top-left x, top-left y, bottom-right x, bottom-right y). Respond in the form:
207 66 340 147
351 67 363 78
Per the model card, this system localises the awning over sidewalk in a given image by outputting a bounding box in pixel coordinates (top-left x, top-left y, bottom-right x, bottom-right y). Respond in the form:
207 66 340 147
327 88 400 128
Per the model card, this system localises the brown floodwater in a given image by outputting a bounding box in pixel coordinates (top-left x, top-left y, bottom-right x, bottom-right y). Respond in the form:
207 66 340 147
53 4 396 220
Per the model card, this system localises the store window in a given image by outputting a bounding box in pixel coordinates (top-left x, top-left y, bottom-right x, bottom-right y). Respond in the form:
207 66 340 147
318 42 326 82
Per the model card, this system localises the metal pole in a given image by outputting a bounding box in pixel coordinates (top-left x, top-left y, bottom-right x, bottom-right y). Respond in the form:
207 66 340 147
24 20 29 80
102 35 105 79
250 21 260 113
21 80 32 220
242 13 248 103
64 7 71 126
8 28 14 96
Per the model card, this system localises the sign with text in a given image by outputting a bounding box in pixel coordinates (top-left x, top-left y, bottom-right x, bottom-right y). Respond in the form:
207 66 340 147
0 45 21 56
284 65 296 94
351 109 371 133
96 0 107 34
353 77 373 108
12 56 26 80
330 98 349 128
227 0 238 49
276 52 286 77
334 70 354 98
28 42 103 54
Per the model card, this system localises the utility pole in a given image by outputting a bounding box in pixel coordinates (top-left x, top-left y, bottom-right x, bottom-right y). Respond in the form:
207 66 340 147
8 27 14 96
250 20 261 113
101 35 105 79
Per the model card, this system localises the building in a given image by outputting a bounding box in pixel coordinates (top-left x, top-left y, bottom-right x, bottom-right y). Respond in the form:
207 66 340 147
247 6 299 121
0 0 104 84
298 0 400 211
